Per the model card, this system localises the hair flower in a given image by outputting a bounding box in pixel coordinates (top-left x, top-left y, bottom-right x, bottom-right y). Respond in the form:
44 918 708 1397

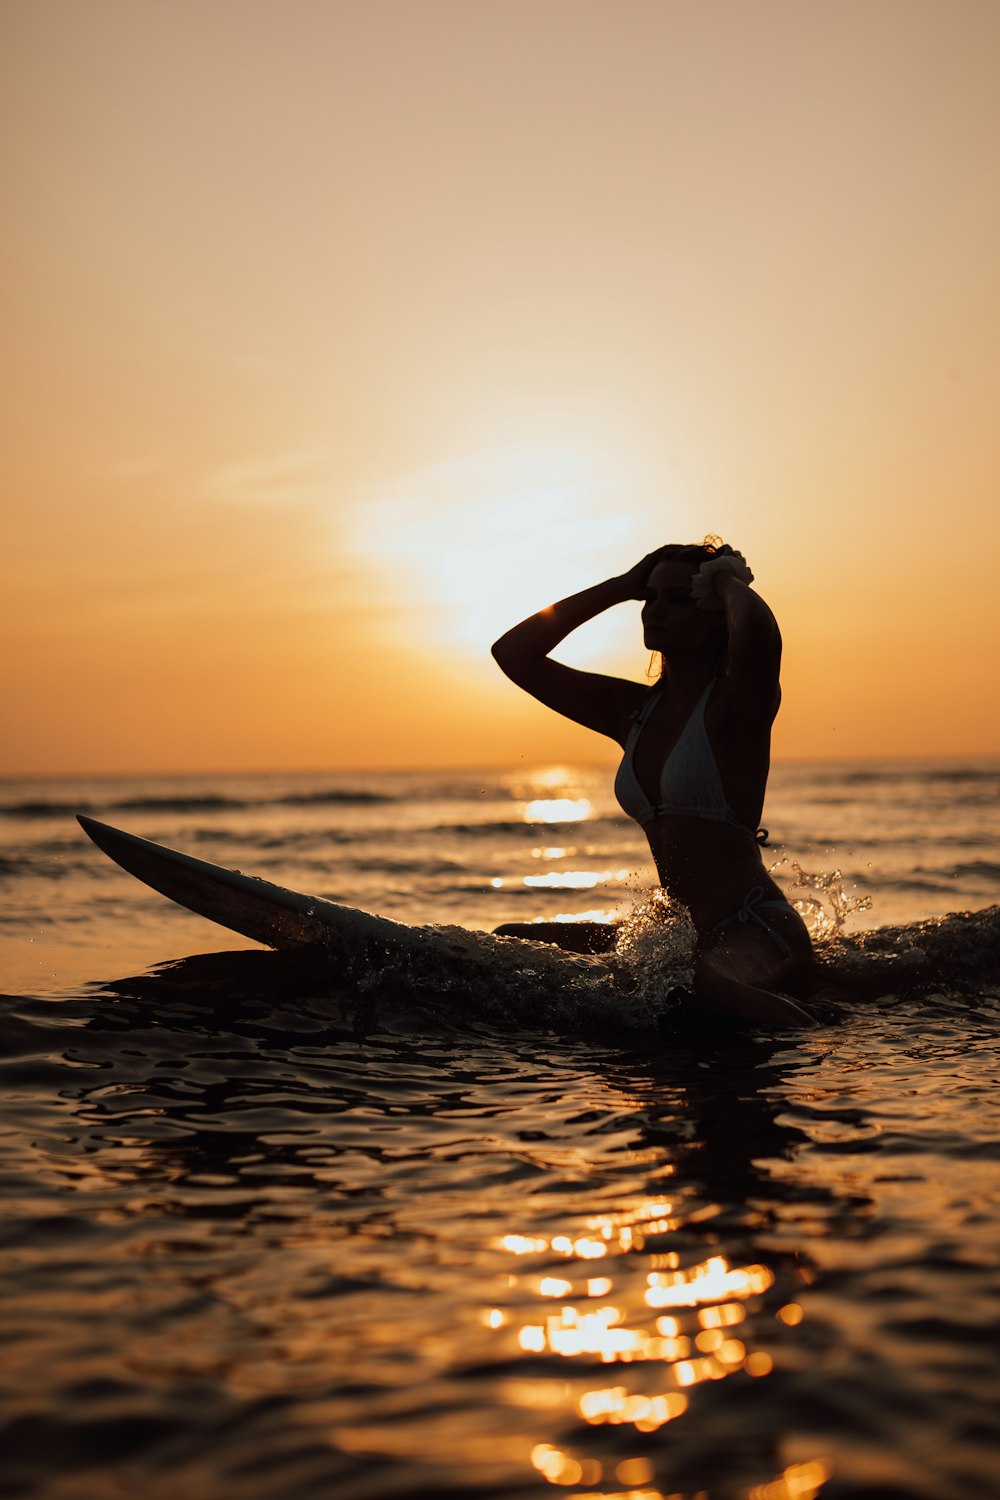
690 550 754 609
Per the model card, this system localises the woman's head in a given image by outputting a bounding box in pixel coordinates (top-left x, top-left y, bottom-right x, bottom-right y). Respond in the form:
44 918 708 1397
641 536 743 670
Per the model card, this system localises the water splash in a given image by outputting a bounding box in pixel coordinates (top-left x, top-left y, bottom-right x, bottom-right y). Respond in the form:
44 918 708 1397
612 889 697 1026
771 860 873 942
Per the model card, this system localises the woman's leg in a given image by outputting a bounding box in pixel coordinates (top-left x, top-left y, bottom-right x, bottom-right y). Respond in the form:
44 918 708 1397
693 908 816 1028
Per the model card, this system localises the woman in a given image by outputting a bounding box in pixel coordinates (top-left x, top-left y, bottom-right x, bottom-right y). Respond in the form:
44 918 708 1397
492 539 816 1028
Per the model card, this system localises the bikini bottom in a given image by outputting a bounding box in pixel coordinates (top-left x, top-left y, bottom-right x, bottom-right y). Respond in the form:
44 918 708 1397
711 885 795 959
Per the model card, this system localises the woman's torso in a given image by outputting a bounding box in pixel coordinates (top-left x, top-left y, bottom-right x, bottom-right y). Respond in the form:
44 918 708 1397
615 677 784 929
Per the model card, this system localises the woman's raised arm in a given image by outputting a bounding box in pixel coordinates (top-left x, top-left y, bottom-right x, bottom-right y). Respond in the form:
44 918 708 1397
700 562 782 716
491 560 657 742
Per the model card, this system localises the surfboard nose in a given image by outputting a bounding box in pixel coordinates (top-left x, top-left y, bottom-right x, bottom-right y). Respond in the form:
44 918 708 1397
77 815 120 855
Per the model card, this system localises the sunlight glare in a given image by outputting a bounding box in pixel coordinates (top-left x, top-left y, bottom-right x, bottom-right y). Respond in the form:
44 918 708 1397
523 799 592 824
349 442 639 659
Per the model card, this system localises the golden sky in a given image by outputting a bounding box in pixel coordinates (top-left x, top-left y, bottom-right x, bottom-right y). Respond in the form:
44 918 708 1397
3 0 999 775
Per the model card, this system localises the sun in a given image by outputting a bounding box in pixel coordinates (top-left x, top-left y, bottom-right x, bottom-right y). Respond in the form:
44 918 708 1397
351 441 645 665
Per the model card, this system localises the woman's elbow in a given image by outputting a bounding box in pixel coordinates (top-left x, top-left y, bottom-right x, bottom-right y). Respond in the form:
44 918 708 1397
491 635 522 680
492 636 540 689
491 635 513 668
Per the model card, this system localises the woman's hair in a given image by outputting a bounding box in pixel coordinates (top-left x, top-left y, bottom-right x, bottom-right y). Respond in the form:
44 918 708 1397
651 534 739 570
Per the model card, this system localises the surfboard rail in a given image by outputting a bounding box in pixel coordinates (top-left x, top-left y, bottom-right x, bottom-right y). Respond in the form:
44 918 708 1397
77 815 407 951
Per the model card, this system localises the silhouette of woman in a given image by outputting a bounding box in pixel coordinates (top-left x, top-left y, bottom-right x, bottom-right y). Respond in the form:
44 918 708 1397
492 540 815 1027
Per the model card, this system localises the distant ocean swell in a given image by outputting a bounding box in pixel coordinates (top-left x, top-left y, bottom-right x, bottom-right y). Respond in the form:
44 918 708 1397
0 789 397 819
834 765 1000 785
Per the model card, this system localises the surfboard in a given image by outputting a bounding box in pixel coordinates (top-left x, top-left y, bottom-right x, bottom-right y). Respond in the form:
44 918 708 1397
76 815 610 990
77 815 413 951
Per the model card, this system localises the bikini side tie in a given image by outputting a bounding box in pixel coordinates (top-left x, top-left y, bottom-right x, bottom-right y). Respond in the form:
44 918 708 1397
713 884 793 958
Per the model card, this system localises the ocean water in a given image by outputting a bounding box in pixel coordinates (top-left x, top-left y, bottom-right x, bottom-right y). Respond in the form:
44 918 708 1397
1 761 999 1500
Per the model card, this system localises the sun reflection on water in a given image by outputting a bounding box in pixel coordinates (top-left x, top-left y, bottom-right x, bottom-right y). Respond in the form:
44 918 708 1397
523 869 632 890
526 1439 828 1500
749 1459 832 1499
645 1255 774 1308
495 1222 776 1398
486 1197 827 1497
523 798 593 824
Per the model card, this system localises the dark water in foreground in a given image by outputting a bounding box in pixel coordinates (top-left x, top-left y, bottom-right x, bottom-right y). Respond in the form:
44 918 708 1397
1 765 999 1498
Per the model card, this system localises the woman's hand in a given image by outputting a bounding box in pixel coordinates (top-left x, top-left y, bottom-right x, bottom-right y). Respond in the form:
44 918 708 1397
618 546 673 601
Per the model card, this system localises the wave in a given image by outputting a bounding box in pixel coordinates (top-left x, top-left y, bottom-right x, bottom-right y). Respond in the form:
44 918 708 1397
437 814 627 837
851 862 1000 894
775 833 997 851
949 860 1000 880
184 826 371 850
2 904 996 1048
831 766 1000 786
842 871 983 896
275 789 393 807
0 789 398 820
815 905 1000 997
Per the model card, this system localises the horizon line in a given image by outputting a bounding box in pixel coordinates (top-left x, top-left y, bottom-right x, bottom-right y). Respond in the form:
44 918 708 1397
3 752 1000 783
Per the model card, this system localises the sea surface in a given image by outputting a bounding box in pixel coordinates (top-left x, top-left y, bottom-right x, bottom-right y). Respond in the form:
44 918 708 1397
1 761 999 1500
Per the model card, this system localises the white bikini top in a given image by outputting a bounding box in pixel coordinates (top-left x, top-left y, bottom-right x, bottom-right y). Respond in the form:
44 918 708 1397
614 680 757 835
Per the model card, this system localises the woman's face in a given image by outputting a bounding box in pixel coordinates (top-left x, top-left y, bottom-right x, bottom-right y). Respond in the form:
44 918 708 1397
641 560 724 655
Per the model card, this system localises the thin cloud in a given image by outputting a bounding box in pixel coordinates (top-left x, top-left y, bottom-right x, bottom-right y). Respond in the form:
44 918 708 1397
204 448 336 508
